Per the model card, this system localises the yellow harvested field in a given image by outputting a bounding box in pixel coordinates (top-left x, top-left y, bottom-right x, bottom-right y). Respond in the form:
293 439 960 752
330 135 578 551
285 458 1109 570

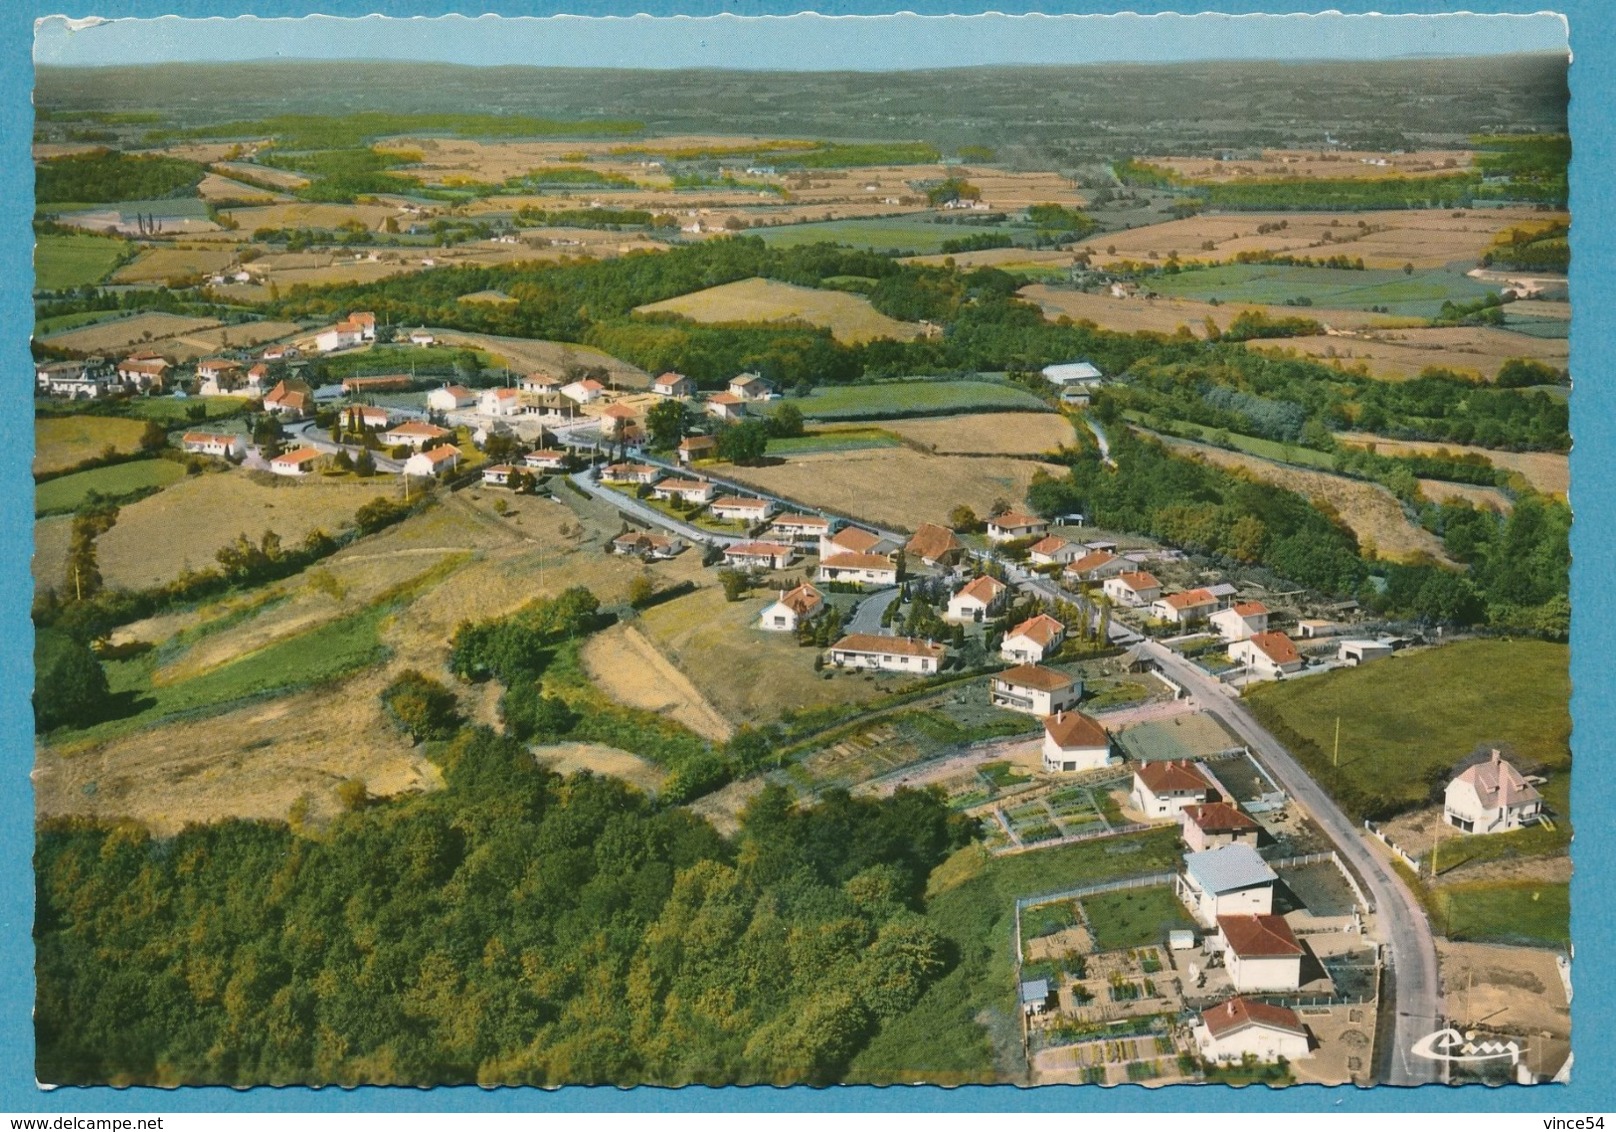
111 245 240 284
906 247 1078 271
428 330 650 387
943 166 1088 210
376 135 671 187
533 742 669 796
1020 284 1402 337
221 200 401 232
1335 432 1569 497
33 143 104 159
1145 149 1474 182
160 320 305 360
196 172 286 203
1151 432 1453 563
880 412 1078 456
33 415 148 477
93 473 397 591
1249 326 1568 382
136 142 249 165
636 581 888 727
716 448 1065 532
1506 298 1571 321
1417 479 1514 513
636 277 925 344
40 311 220 353
1072 208 1563 271
581 623 735 741
211 160 309 189
32 514 72 593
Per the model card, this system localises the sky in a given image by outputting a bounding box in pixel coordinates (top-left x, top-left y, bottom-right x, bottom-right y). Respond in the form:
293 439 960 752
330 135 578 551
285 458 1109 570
33 11 1571 71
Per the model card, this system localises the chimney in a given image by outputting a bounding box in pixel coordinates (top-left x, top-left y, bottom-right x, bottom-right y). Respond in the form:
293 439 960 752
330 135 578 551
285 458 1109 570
1492 748 1502 766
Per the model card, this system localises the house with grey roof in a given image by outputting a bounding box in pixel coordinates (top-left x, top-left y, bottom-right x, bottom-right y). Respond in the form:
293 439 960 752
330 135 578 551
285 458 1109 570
1177 843 1278 927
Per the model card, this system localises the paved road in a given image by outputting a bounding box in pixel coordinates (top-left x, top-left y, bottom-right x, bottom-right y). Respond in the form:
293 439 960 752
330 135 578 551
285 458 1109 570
284 420 405 473
1140 641 1443 1086
569 470 747 548
846 587 900 634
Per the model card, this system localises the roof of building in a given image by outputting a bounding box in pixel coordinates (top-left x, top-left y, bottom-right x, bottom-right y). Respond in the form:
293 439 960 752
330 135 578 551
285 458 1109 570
1066 550 1119 575
831 633 945 659
1044 709 1109 751
1245 631 1302 666
602 403 639 419
412 444 462 466
271 447 322 465
771 583 824 616
1029 535 1073 556
730 373 771 387
657 478 712 493
713 495 771 510
1135 759 1211 796
774 512 829 529
264 380 312 410
997 663 1075 693
523 373 562 386
726 541 793 558
1183 802 1261 835
570 379 607 392
828 526 883 554
1114 570 1161 591
990 510 1044 530
1007 613 1066 648
955 575 1007 605
604 462 657 476
1020 978 1051 1005
1186 845 1278 896
1217 913 1303 959
181 432 238 445
907 522 963 561
679 434 718 450
821 552 899 572
654 371 691 386
1161 587 1219 610
526 448 566 462
1229 601 1270 617
385 421 450 439
1200 996 1306 1040
483 464 516 476
1452 749 1542 809
708 392 745 406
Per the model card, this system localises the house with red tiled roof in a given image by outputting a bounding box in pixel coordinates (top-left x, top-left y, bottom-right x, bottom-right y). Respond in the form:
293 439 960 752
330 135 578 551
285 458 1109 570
1104 571 1161 608
196 357 245 394
906 523 964 567
986 510 1048 544
340 404 391 431
427 384 478 413
117 353 170 391
706 391 748 421
611 531 684 560
523 449 569 472
562 378 607 405
819 525 888 560
1131 759 1212 819
772 513 831 542
1195 997 1311 1065
1001 613 1067 664
653 372 696 398
1042 709 1112 772
602 462 660 485
1150 587 1220 625
992 664 1080 717
347 311 377 341
1063 550 1127 585
652 478 717 505
403 444 461 478
315 320 364 354
759 583 825 632
946 575 1008 623
711 496 775 523
1211 601 1271 643
728 373 774 401
828 633 946 675
1229 631 1303 680
263 379 313 419
482 463 518 487
1028 535 1082 567
1181 802 1262 853
600 402 639 437
1445 749 1544 835
181 432 244 459
380 421 451 452
518 373 562 395
723 541 796 570
677 434 718 464
1216 913 1305 992
480 387 524 418
818 552 899 587
269 447 322 477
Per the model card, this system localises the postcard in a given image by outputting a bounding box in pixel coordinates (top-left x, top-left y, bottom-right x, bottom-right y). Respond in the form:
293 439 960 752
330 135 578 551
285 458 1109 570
21 6 1578 1102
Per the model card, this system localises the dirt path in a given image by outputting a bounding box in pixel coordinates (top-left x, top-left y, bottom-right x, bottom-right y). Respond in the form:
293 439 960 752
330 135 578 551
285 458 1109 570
581 623 736 742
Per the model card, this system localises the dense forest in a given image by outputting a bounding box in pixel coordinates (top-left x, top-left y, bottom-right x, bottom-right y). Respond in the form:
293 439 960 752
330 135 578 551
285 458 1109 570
36 722 973 1086
35 150 205 204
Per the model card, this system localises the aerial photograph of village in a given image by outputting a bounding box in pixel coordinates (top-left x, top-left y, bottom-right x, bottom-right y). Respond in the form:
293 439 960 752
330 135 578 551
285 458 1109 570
27 13 1572 1091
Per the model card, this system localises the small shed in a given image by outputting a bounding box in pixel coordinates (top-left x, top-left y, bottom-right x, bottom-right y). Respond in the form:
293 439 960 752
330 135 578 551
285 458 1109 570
1169 930 1198 952
1019 978 1053 1016
1338 639 1394 666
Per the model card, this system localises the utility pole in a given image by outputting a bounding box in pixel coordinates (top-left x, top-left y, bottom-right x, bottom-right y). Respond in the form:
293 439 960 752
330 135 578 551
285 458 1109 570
1333 715 1341 768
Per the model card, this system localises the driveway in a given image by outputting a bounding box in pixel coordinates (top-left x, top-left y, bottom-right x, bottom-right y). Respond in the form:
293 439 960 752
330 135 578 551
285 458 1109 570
846 587 900 634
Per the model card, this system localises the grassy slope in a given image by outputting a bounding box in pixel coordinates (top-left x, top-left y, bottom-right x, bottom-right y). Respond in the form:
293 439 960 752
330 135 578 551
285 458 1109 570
1146 263 1494 319
789 381 1049 421
33 415 149 477
34 233 132 291
35 458 185 514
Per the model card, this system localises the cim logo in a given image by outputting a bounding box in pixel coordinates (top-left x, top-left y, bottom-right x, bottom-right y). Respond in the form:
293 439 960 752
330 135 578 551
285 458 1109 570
1411 1028 1525 1065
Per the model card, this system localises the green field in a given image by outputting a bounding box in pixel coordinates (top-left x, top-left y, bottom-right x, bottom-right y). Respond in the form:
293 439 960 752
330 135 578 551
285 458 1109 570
118 396 252 424
1124 413 1338 469
34 309 125 335
846 827 1183 1083
784 380 1050 422
755 215 1026 255
44 198 213 221
1426 774 1571 875
1433 880 1569 948
1146 263 1495 320
34 415 148 477
34 234 132 291
766 427 900 455
1080 885 1198 951
1245 639 1570 820
35 458 185 515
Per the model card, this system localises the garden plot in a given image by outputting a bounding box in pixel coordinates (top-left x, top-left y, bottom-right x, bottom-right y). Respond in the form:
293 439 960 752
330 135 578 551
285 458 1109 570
1115 712 1243 765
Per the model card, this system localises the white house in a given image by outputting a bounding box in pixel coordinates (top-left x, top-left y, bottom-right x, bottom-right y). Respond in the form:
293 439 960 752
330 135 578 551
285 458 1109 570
404 444 462 478
1180 845 1278 927
818 553 899 587
519 373 562 396
269 447 323 477
380 421 452 452
427 384 477 412
653 372 697 398
196 357 245 394
652 478 717 505
1131 760 1212 819
262 379 313 419
480 387 525 417
1151 588 1221 625
408 328 436 347
348 311 377 341
728 373 774 401
992 664 1081 717
1195 998 1311 1066
1181 802 1262 853
773 513 832 543
706 392 749 421
827 633 945 675
1028 535 1082 567
818 526 890 560
116 354 170 391
759 583 825 632
710 496 775 524
986 510 1048 544
1216 913 1305 992
1337 639 1394 665
602 462 661 485
612 531 683 560
315 320 364 354
340 404 392 432
1063 550 1128 586
1041 361 1103 388
246 362 272 393
1001 613 1067 664
180 432 244 459
945 575 1008 623
1211 601 1270 643
1104 571 1162 608
1229 632 1304 680
599 403 640 437
36 359 113 399
523 449 569 472
906 523 964 567
1444 750 1544 835
1041 709 1113 773
561 379 606 405
723 541 796 570
482 463 518 487
677 435 718 464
